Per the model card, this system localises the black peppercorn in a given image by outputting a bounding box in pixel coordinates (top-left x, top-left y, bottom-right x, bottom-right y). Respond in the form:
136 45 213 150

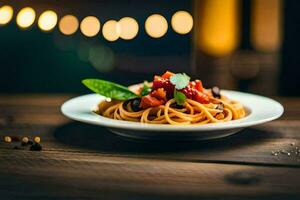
21 142 27 146
30 143 42 151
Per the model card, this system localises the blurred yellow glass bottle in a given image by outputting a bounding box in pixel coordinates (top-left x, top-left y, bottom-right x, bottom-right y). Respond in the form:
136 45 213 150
196 0 240 56
251 0 282 52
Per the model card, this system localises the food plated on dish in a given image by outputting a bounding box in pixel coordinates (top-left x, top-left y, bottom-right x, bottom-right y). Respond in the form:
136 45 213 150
82 71 246 125
61 71 283 140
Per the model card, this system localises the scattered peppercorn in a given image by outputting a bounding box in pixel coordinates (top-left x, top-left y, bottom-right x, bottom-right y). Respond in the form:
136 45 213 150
21 137 29 146
4 136 12 143
22 137 29 143
212 86 221 98
2 135 43 151
30 143 42 151
34 137 41 143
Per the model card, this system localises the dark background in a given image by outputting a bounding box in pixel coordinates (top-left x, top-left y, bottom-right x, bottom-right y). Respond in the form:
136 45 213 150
0 0 299 95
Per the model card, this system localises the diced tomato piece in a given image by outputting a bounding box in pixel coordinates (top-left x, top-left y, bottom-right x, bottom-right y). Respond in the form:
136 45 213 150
194 80 204 92
140 95 164 109
188 80 204 92
194 91 210 104
161 71 174 79
152 76 174 99
180 85 209 104
151 88 167 101
180 87 193 99
151 72 209 104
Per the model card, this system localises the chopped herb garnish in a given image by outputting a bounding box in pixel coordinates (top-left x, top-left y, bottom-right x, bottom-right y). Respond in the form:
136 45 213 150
170 73 190 90
174 90 186 105
140 81 152 96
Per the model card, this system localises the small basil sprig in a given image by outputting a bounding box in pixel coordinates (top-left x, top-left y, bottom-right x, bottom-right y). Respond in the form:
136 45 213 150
140 81 152 96
174 90 186 105
170 73 190 105
82 79 139 100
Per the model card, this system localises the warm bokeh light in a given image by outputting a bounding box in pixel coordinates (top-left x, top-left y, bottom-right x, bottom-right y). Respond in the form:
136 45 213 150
0 5 13 25
171 11 193 34
80 16 100 37
102 20 121 41
59 15 79 35
251 0 282 52
196 0 239 56
118 17 138 40
145 14 168 38
38 10 58 31
16 7 36 29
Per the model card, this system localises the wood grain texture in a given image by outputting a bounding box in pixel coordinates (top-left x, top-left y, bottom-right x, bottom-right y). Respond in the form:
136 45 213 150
0 95 300 199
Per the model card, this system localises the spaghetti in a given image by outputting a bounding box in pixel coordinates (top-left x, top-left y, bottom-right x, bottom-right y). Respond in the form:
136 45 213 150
96 94 245 125
94 71 246 125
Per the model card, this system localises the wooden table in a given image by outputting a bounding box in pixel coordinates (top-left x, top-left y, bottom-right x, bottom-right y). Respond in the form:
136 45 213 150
0 95 300 199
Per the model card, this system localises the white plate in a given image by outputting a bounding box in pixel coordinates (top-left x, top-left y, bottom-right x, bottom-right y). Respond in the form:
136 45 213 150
61 90 284 140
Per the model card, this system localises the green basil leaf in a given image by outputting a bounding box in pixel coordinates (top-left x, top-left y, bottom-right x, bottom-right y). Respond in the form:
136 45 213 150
141 81 152 96
82 79 139 100
174 90 186 105
170 73 190 90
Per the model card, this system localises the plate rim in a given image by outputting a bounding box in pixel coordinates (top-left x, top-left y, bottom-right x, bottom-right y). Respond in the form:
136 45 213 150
61 90 284 132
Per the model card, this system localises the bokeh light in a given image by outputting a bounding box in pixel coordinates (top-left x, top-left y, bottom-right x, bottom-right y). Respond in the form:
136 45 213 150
80 16 100 37
171 11 193 34
59 15 79 35
89 45 115 72
38 10 58 31
102 20 121 41
16 7 36 29
0 5 13 25
145 14 168 38
118 17 139 40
